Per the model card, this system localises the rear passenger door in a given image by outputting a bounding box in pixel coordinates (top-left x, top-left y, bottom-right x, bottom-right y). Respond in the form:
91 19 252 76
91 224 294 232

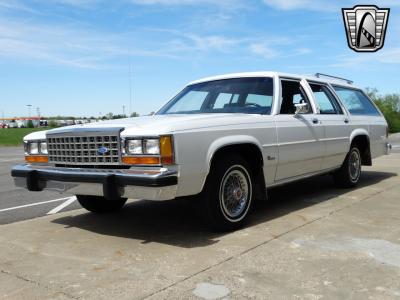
306 81 351 170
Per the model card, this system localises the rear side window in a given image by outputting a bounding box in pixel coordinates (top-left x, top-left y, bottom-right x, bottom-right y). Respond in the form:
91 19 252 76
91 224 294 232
333 86 380 116
309 83 342 114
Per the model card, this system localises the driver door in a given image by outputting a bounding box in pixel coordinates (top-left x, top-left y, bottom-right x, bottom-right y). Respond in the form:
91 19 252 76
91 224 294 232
273 78 324 181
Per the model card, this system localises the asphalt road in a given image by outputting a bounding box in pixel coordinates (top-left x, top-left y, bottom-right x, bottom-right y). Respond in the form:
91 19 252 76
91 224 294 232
0 147 81 225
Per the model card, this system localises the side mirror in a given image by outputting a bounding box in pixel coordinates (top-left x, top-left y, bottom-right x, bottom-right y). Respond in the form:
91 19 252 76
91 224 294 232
294 103 310 115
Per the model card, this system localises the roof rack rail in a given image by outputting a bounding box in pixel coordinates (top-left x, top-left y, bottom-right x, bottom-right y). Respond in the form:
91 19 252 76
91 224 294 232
314 73 353 84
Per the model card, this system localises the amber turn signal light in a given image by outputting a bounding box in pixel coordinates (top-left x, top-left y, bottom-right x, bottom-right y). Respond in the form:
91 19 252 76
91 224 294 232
122 156 160 165
25 155 49 163
160 135 174 165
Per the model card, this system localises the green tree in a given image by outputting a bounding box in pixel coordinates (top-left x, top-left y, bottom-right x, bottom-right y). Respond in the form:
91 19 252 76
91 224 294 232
366 88 400 133
130 112 140 117
27 120 34 128
48 120 58 128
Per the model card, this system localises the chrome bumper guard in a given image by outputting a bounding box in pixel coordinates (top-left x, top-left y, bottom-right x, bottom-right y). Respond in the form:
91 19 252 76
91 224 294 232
11 164 178 201
386 143 392 155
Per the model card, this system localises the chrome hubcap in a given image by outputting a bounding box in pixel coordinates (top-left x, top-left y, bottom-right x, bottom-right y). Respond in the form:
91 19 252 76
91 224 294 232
349 150 361 181
220 166 251 220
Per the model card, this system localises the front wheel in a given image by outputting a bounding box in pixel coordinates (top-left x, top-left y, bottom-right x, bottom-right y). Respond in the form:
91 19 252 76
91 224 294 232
333 146 362 188
201 154 254 231
76 195 127 213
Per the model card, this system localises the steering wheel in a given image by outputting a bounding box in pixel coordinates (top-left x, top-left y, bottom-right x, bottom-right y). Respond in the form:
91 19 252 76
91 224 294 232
244 102 262 108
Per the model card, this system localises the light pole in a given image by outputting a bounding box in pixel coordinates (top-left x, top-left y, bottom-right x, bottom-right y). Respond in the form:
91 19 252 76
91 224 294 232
36 107 40 127
27 104 32 119
26 104 32 127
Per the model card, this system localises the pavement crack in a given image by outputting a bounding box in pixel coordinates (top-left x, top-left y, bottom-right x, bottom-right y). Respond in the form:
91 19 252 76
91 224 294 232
0 269 79 299
142 182 398 299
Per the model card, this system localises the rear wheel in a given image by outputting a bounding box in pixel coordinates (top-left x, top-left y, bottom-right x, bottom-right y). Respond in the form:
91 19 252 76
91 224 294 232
76 195 127 213
333 146 362 188
201 154 254 231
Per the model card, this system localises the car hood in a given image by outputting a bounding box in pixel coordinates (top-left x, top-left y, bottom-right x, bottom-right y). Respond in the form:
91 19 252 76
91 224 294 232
24 114 269 141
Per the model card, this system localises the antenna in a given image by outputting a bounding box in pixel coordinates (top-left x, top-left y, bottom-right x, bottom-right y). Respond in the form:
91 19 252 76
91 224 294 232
129 62 133 116
315 73 353 84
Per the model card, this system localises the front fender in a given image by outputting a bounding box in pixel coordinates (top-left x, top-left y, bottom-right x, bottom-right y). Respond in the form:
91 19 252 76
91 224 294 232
205 135 264 174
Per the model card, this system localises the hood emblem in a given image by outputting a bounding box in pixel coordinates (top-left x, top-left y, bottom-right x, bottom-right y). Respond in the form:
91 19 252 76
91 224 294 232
98 146 109 155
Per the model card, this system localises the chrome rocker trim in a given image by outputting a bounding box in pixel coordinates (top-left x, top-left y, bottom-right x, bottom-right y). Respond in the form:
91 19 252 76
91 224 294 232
11 164 178 201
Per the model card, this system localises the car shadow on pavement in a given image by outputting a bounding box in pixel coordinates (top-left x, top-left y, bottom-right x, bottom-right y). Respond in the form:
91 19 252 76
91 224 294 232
52 170 396 248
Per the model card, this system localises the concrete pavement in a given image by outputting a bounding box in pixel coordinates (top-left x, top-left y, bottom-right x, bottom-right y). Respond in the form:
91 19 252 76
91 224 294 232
0 153 399 299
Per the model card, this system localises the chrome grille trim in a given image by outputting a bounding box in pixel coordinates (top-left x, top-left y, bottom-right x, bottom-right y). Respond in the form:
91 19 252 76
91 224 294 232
47 134 121 165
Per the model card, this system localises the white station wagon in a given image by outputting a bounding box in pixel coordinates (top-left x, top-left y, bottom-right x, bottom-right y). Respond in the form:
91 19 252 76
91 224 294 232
12 72 391 230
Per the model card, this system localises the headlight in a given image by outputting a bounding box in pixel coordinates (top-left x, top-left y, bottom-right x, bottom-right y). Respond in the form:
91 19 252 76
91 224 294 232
29 142 39 155
24 140 49 163
25 141 48 155
39 142 48 155
127 139 143 154
143 139 160 155
123 136 174 165
24 141 29 155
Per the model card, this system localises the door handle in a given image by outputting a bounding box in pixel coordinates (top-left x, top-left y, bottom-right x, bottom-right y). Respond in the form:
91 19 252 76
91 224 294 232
344 118 349 123
312 118 319 124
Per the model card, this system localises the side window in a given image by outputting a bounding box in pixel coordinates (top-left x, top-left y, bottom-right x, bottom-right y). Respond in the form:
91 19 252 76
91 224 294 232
333 86 380 116
280 80 312 114
309 83 343 114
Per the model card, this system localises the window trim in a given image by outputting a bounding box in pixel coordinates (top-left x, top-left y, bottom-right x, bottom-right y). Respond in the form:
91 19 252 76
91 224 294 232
307 81 344 115
156 76 275 115
330 84 383 117
278 77 315 115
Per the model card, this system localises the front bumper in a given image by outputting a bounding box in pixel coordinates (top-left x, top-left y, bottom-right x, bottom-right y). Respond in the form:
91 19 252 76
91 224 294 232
11 164 178 201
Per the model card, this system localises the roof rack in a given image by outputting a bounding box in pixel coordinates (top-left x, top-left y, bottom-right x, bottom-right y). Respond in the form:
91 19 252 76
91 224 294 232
314 73 353 84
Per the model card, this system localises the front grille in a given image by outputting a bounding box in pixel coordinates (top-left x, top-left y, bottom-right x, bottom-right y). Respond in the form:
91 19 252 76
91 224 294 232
47 135 120 165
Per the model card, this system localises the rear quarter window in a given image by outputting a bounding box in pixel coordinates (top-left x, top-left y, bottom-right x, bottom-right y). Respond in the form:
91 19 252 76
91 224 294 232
332 86 380 116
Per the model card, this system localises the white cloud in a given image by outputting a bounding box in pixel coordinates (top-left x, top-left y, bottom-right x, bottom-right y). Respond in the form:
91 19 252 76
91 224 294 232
331 48 400 68
262 0 336 11
184 34 240 51
249 43 277 59
0 18 253 68
294 48 312 55
262 0 400 11
49 0 100 7
0 0 36 12
129 0 241 7
0 19 188 68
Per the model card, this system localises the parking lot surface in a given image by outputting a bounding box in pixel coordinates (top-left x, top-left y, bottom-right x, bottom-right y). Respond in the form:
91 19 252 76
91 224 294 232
0 147 80 224
0 144 399 299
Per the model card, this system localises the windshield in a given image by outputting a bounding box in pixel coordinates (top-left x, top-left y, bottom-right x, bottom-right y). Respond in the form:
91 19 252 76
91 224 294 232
157 77 273 115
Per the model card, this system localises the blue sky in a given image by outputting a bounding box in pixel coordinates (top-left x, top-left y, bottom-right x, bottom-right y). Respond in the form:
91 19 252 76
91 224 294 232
0 0 399 118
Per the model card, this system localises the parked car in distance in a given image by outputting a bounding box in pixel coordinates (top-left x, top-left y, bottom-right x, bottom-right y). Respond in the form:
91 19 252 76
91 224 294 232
11 72 391 230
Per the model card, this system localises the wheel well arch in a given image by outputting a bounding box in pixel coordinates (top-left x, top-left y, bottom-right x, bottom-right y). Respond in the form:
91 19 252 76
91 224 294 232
209 143 264 170
207 143 267 200
350 134 372 166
